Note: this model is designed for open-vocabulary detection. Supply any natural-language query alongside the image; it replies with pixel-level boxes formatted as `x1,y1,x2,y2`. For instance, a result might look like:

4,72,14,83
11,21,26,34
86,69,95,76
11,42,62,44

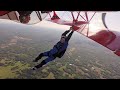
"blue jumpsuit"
42,41,68,63
34,30,74,68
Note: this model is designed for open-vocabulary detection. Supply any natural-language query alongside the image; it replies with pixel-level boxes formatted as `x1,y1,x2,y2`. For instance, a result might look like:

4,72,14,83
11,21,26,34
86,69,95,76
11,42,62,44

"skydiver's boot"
33,53,43,62
32,60,46,70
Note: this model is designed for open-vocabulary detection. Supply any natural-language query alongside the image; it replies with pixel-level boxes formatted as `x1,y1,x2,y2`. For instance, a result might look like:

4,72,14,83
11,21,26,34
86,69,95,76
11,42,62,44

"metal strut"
35,11,42,21
86,12,96,37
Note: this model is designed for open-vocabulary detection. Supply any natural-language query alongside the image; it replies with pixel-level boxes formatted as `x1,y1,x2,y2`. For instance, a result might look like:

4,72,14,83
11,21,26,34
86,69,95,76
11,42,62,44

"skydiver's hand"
65,30,71,33
67,28,72,32
68,30,71,32
69,27,72,30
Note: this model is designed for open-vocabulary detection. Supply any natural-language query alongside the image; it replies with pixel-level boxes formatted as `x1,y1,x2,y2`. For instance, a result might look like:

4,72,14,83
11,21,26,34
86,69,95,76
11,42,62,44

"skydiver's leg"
33,56,56,70
33,51,50,62
66,30,74,42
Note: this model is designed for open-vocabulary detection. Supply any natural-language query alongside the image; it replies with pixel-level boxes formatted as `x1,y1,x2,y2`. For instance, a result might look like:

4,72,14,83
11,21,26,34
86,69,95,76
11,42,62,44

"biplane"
0,11,120,56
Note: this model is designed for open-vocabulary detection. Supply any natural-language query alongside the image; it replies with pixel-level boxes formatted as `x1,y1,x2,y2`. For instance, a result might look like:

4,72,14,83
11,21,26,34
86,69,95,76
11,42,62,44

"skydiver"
32,27,74,70
17,11,33,24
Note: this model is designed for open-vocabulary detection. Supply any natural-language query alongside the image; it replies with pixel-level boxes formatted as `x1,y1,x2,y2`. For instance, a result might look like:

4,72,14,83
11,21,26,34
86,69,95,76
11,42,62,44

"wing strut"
51,11,60,20
102,13,108,29
35,11,42,21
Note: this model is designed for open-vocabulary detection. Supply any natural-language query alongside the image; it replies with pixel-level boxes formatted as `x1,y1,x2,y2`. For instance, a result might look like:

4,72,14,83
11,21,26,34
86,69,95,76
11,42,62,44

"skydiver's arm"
62,30,71,36
65,30,74,42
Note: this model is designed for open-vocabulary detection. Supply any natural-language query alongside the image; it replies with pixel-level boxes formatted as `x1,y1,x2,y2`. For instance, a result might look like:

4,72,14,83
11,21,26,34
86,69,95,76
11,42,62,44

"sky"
105,12,120,31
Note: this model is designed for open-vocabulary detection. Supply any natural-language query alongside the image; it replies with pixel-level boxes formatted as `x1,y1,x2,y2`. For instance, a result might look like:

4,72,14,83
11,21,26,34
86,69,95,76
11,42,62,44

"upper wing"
88,12,120,56
46,11,89,31
0,11,19,21
0,11,49,25
46,11,120,56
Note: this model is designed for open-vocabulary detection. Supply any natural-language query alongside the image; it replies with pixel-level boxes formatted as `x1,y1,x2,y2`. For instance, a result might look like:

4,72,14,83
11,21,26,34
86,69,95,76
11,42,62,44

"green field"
0,20,120,79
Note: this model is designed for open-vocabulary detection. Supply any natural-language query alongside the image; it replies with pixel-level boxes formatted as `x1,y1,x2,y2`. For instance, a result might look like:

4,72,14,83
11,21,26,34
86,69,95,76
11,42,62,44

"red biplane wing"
89,12,120,56
1,11,120,56
0,11,19,21
46,11,120,56
46,11,90,31
0,11,49,25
